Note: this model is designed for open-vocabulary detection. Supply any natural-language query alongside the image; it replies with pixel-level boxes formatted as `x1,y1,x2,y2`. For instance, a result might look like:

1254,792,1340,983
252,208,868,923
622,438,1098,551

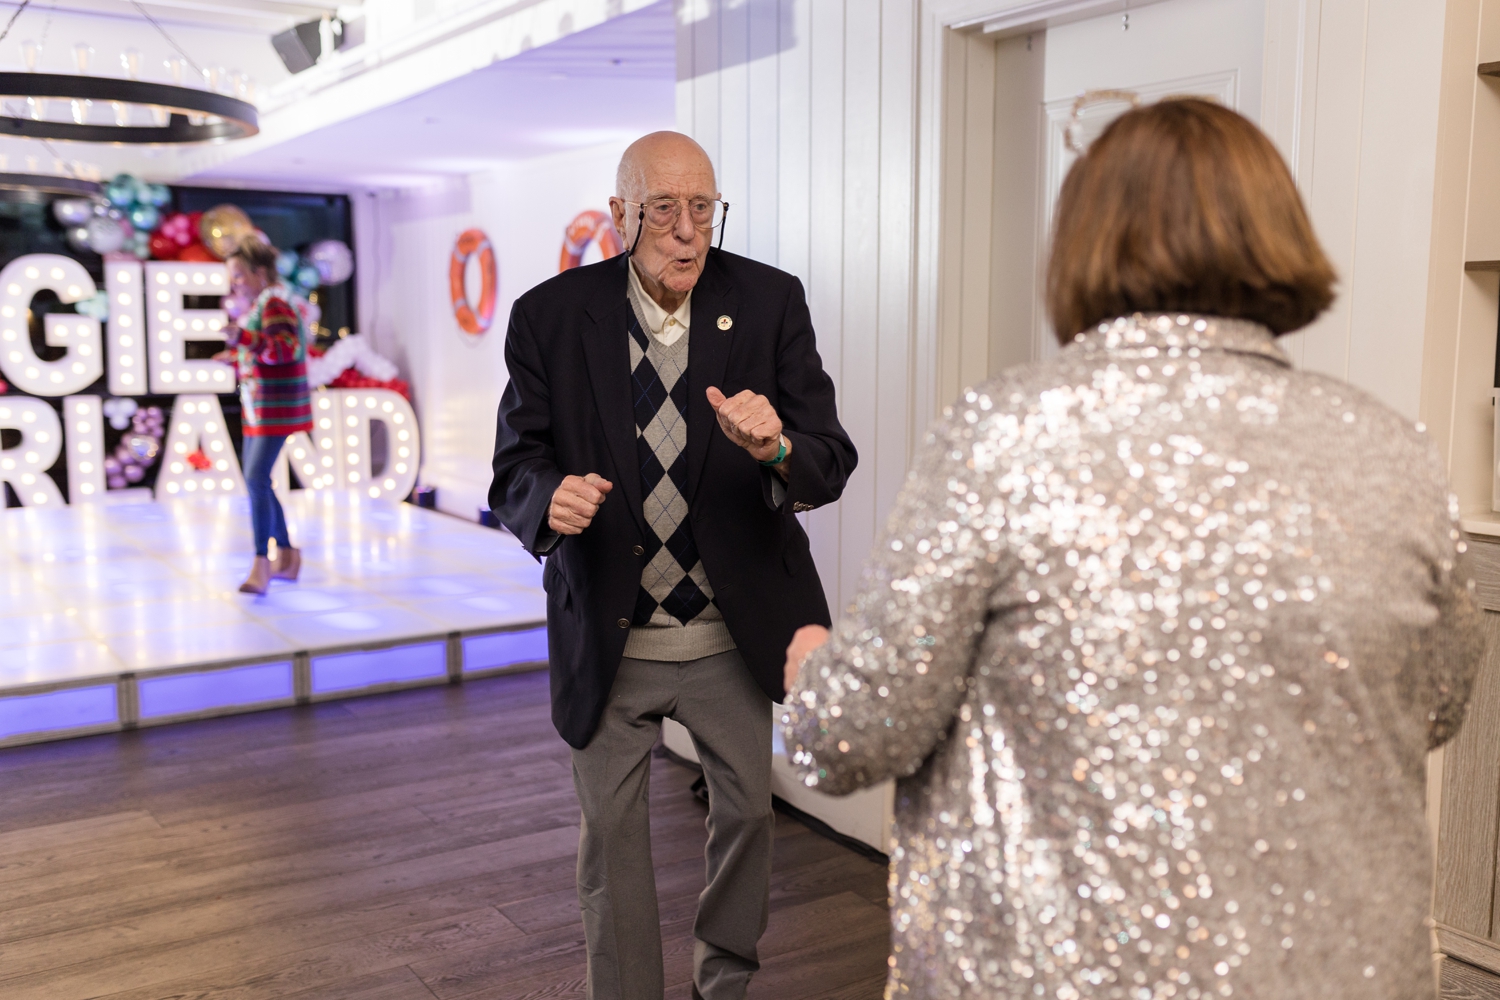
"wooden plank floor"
0,670,889,1000
1445,958,1500,1000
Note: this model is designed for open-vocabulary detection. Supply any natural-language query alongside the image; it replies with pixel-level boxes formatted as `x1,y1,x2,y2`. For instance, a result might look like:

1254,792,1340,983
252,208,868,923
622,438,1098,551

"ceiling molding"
0,0,344,34
947,0,1169,37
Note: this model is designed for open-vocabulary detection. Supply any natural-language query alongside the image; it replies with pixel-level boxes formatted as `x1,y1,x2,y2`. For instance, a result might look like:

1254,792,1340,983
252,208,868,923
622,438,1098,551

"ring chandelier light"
0,74,258,144
0,171,100,198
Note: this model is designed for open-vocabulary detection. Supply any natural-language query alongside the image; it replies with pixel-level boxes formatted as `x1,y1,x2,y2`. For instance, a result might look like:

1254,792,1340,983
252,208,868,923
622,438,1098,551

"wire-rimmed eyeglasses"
624,197,730,254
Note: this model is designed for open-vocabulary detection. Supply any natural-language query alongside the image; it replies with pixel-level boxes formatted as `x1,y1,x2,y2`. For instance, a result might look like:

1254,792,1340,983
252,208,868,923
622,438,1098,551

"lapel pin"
717,315,733,331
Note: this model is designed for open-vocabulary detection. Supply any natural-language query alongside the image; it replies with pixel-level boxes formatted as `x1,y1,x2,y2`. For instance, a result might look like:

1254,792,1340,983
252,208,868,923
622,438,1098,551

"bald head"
615,131,717,201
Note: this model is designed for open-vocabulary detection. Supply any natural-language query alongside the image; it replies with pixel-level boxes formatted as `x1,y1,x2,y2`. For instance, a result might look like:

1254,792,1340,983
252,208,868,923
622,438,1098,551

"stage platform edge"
0,493,551,749
0,623,549,749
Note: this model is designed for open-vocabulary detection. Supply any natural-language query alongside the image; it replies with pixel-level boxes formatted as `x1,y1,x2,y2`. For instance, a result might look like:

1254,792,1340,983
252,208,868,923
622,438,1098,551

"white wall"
1272,0,1449,423
355,139,638,520
678,0,917,615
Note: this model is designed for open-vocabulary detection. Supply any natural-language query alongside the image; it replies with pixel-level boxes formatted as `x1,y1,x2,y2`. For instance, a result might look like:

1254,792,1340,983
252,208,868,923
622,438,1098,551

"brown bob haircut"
1046,98,1335,343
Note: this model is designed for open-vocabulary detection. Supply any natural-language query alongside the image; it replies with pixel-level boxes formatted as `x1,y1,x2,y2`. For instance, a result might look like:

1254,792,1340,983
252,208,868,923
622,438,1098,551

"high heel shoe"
239,556,272,595
271,546,301,581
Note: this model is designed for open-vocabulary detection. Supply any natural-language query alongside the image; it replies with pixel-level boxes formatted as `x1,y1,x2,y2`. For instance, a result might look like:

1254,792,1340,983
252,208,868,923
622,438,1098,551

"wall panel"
678,0,919,611
877,0,919,531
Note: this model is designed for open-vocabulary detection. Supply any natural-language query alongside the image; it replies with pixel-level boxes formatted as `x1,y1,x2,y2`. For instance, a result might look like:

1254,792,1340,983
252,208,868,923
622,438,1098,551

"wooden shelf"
1480,61,1500,78
1466,260,1500,271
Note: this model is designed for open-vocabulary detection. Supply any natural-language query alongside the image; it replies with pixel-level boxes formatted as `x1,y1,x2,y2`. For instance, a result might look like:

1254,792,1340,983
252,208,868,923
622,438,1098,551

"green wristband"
758,436,788,467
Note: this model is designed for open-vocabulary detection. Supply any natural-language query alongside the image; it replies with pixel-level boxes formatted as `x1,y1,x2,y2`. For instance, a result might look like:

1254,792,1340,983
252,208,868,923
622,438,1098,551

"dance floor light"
464,627,548,673
0,684,116,739
138,661,295,719
312,642,447,693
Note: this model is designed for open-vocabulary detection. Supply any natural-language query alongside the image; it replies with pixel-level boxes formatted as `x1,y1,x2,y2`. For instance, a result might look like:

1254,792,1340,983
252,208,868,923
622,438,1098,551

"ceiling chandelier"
0,0,258,145
0,73,258,143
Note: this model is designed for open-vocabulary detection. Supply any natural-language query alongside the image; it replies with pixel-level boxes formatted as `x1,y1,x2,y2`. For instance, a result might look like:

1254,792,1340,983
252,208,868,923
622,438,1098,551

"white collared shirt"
628,260,691,346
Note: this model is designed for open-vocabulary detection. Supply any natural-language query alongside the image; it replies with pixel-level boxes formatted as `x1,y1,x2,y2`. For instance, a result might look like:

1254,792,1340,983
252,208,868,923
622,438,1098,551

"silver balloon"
65,225,91,252
305,239,354,285
52,198,93,226
86,216,126,255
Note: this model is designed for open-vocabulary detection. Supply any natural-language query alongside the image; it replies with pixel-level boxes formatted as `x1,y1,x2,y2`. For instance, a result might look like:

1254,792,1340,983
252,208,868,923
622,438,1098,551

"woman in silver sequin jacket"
781,99,1484,999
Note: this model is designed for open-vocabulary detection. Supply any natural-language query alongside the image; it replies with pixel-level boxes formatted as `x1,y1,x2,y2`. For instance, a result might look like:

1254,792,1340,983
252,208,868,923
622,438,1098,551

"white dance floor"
0,492,547,746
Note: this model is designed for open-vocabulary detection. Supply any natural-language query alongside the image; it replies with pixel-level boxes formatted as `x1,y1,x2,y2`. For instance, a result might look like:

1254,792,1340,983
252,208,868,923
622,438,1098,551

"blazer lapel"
580,258,646,539
685,250,738,504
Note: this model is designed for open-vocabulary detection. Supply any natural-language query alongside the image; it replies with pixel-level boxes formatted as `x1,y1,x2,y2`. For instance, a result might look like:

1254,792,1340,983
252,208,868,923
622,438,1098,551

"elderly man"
489,132,857,999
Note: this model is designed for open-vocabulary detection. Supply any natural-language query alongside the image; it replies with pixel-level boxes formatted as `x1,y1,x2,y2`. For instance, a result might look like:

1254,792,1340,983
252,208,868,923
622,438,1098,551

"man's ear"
609,198,629,244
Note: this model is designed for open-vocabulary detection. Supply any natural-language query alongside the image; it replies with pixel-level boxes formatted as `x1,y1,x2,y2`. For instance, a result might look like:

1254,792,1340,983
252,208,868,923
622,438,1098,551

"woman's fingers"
783,624,832,690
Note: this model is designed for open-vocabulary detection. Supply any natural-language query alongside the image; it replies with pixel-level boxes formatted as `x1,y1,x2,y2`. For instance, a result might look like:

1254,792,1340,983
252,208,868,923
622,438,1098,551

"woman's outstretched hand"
784,624,830,692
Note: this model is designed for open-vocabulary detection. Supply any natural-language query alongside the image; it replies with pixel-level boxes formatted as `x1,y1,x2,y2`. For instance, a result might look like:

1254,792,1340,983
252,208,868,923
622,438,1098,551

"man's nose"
673,208,696,242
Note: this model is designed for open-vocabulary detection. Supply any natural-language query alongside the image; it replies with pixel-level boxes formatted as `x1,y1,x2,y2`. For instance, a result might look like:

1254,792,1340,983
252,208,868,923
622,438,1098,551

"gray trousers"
571,649,773,1000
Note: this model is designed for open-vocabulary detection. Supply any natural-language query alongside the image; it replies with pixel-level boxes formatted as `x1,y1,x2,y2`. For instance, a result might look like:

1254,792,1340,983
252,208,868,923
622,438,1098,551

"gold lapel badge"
717,315,733,331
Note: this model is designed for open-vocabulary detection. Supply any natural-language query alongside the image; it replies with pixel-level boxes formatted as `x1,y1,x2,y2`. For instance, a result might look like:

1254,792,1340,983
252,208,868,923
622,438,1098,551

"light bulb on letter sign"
154,394,246,498
106,259,146,395
0,397,64,505
0,254,103,397
145,261,233,394
328,387,420,501
64,395,104,503
272,389,342,495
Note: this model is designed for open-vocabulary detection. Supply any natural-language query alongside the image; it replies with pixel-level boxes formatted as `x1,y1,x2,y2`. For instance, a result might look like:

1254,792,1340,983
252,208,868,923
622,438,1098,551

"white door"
1031,0,1267,358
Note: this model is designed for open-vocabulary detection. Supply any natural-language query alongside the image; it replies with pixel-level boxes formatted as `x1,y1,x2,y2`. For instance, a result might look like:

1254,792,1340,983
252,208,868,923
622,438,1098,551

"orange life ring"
450,228,497,336
559,210,623,272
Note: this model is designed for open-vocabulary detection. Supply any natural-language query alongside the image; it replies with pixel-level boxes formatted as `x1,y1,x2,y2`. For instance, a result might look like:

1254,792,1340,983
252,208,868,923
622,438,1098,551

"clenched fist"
707,386,790,469
549,473,613,535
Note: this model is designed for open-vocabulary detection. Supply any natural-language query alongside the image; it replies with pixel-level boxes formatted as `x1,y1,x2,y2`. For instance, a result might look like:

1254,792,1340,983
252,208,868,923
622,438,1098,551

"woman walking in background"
782,99,1484,999
216,237,313,595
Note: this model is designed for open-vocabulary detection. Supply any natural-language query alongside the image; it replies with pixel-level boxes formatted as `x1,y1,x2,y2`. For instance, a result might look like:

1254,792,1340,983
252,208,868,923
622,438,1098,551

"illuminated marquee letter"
272,389,342,495
64,395,105,502
0,396,64,505
0,254,103,397
145,261,233,394
106,259,146,395
329,388,421,500
154,395,245,498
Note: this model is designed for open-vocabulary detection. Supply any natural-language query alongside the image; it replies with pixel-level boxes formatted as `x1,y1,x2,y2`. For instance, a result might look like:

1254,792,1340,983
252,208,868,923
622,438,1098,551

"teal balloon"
128,204,160,232
129,230,151,259
105,174,137,209
294,264,321,290
146,183,171,208
276,249,299,277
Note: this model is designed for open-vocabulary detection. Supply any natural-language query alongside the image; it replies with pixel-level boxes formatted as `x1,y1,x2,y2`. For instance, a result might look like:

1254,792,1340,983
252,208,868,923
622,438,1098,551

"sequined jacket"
783,314,1483,999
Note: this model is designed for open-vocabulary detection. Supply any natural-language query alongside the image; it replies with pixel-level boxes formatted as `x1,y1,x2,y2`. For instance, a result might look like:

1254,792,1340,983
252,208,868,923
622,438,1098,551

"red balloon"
178,243,216,262
157,211,191,245
148,231,179,260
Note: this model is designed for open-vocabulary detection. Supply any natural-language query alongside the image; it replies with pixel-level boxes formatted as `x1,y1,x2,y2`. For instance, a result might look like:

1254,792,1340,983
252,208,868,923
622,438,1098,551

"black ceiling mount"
0,73,258,144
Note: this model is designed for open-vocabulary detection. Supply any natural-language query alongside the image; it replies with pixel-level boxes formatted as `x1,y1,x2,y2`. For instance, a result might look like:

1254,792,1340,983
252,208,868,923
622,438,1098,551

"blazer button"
617,618,630,629
632,545,644,556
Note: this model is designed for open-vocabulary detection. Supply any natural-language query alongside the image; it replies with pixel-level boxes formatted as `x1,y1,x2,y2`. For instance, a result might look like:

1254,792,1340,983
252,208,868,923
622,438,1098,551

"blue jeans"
242,434,290,558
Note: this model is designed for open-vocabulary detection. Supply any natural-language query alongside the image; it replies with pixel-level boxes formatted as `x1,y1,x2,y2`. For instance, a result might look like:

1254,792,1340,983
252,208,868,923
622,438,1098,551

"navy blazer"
489,250,858,748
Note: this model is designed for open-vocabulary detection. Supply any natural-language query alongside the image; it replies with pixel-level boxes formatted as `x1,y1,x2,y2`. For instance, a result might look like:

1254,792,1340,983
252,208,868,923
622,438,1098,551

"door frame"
911,0,1323,428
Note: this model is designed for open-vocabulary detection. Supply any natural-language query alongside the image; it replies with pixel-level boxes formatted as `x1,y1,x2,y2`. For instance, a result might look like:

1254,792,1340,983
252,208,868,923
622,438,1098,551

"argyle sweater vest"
621,290,736,663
